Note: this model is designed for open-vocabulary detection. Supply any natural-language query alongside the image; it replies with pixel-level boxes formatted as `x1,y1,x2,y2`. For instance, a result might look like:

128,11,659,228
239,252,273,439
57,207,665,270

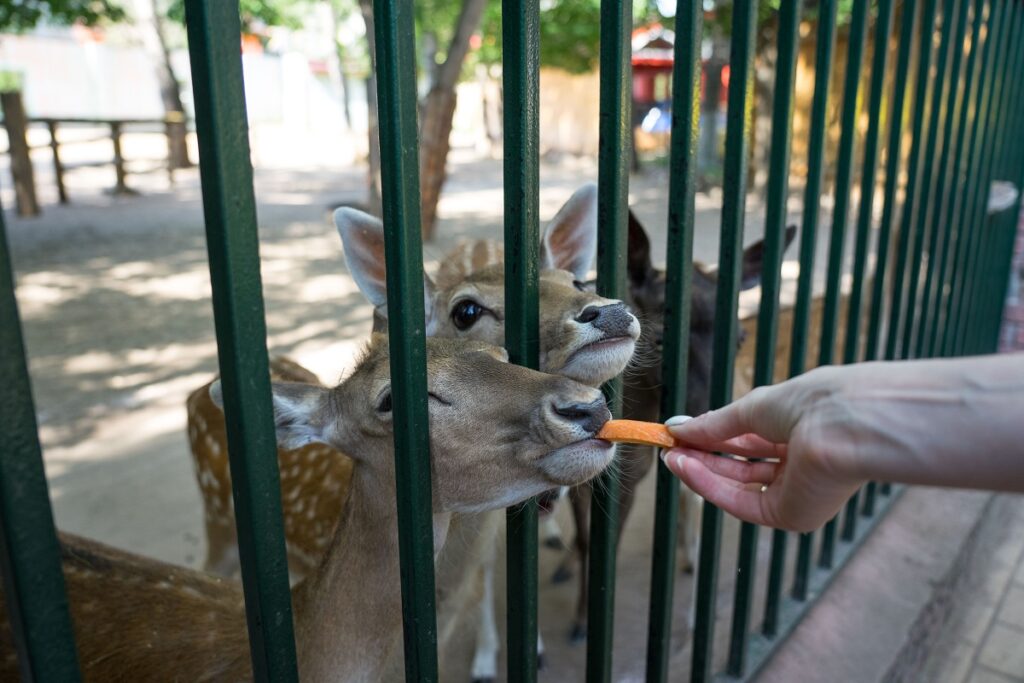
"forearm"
824,353,1024,491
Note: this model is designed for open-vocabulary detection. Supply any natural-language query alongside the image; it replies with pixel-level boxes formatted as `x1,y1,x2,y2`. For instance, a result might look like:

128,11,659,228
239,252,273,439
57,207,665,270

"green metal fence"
1,0,1023,681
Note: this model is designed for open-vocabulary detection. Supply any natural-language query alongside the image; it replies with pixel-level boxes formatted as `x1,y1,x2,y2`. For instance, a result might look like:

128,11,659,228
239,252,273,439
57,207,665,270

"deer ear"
210,380,334,451
739,224,799,291
336,207,388,308
627,209,654,286
335,207,437,324
541,183,598,280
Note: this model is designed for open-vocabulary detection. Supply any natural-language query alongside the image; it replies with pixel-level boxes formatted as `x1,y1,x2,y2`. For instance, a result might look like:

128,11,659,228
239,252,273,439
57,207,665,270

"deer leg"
203,515,240,577
567,484,591,643
615,445,656,539
470,560,499,683
541,513,564,550
553,484,589,584
677,486,702,575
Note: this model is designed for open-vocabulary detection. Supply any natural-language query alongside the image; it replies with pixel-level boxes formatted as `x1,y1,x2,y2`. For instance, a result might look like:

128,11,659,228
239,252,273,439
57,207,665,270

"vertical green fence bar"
182,2,298,679
370,0,439,678
868,0,925,366
953,0,1013,356
922,0,985,356
840,0,895,540
727,2,801,675
946,0,1008,355
900,0,960,359
961,0,1014,355
913,0,971,358
816,0,870,570
1007,6,1024,225
587,0,631,677
886,0,942,360
863,0,918,516
790,0,838,603
843,0,892,374
644,2,700,679
691,2,757,680
939,0,997,356
983,0,1023,347
503,0,541,677
0,196,81,682
867,0,919,364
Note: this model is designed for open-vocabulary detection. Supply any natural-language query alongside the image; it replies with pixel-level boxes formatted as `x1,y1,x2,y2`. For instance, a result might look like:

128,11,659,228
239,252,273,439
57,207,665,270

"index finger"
667,385,797,449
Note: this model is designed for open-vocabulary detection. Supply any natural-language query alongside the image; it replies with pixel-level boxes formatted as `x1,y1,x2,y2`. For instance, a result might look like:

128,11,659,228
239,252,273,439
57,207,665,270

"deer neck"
291,462,451,681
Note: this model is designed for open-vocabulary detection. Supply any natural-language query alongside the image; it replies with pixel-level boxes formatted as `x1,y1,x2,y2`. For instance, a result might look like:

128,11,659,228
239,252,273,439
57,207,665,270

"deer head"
624,210,798,417
335,184,640,388
213,335,614,679
0,338,616,683
210,336,614,516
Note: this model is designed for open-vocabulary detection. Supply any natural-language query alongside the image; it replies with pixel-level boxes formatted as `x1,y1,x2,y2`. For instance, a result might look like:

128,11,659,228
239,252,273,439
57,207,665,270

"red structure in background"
632,24,675,105
631,24,729,113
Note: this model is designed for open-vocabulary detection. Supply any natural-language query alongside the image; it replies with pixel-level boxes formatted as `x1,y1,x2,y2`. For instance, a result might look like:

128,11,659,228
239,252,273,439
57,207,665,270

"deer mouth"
538,438,615,486
566,335,636,364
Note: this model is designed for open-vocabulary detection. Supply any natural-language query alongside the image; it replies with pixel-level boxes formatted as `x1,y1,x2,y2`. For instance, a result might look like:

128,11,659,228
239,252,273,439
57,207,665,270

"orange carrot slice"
596,419,675,449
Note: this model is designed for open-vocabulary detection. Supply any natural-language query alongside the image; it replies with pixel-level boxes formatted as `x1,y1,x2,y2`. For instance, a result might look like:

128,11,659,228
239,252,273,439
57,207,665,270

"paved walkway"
923,495,1024,683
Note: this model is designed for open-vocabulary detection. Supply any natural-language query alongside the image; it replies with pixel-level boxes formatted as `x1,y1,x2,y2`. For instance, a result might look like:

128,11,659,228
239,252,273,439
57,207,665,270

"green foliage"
166,0,307,32
704,0,857,36
0,70,23,92
477,0,659,74
0,0,125,31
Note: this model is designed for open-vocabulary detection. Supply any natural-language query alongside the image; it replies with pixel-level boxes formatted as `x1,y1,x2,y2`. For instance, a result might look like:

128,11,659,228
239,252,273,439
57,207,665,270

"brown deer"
188,184,637,578
186,184,639,679
188,356,344,577
0,336,616,682
552,211,797,641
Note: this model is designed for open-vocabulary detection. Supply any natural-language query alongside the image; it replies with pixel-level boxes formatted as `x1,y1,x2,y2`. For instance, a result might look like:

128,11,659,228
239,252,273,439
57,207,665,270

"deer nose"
551,397,611,435
575,302,636,337
575,306,601,324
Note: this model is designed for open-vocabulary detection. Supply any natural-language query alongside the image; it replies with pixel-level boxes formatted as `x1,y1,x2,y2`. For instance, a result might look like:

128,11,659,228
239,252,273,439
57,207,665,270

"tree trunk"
328,6,353,130
134,0,191,170
358,0,382,217
699,39,729,191
1,91,39,216
417,0,488,241
418,87,459,240
751,25,778,196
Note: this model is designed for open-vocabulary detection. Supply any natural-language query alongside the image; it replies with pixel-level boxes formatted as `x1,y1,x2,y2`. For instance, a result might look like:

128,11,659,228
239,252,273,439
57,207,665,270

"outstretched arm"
663,353,1024,532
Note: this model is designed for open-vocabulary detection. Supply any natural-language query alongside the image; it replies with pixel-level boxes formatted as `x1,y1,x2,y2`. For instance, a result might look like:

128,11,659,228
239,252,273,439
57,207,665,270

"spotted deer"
552,211,797,641
186,184,639,679
188,357,346,577
0,337,615,681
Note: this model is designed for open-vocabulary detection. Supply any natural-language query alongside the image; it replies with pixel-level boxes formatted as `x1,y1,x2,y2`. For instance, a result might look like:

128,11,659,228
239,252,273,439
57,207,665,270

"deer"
549,211,797,641
0,336,617,682
185,184,641,680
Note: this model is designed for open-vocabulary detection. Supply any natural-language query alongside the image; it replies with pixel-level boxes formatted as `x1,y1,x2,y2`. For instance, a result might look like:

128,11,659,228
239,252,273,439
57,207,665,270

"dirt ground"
3,132,857,680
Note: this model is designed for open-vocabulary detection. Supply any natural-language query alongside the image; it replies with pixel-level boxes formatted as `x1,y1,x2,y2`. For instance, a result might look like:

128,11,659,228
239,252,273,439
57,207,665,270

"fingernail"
661,450,685,468
665,415,693,428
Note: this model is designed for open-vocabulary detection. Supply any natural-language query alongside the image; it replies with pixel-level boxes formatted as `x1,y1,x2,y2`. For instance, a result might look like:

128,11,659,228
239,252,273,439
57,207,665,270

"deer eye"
572,280,587,292
451,300,486,331
376,391,393,414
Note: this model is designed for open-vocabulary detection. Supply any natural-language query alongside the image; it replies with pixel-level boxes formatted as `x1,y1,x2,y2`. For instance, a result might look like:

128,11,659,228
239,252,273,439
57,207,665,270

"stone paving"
922,495,1024,683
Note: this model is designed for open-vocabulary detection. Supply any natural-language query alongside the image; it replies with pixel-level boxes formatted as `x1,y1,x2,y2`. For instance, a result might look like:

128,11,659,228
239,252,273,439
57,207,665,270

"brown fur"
188,358,352,578
556,212,797,637
1,337,614,681
189,186,636,583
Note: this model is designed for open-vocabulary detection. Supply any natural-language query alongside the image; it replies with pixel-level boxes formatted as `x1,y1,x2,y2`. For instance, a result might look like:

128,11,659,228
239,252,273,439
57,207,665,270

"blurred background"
4,1,1023,680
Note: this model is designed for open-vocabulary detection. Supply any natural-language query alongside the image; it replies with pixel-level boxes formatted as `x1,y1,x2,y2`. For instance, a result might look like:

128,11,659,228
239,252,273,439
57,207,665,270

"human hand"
661,367,864,532
661,355,1024,532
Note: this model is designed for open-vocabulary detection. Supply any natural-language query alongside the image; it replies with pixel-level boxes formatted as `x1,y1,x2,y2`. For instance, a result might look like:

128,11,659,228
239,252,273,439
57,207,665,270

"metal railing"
1,0,1022,681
